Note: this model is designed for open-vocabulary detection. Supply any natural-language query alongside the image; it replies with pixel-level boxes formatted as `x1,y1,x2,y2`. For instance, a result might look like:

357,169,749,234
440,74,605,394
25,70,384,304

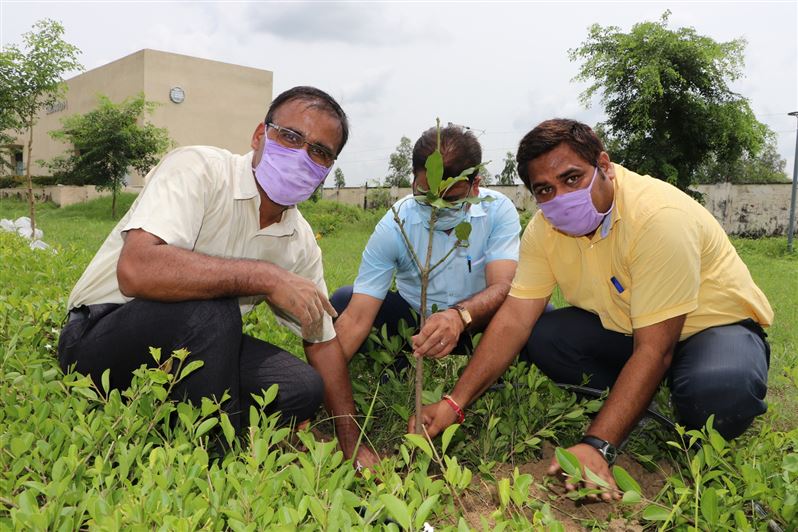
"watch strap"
580,435,617,465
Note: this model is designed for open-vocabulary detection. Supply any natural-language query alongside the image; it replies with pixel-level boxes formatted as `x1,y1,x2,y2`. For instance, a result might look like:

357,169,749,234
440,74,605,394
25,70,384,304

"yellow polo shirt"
67,146,335,343
510,164,773,340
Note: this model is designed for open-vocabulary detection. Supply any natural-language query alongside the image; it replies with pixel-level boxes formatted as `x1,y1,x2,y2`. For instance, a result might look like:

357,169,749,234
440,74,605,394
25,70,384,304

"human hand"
411,309,464,359
547,443,620,502
353,445,381,472
407,400,460,437
264,268,337,339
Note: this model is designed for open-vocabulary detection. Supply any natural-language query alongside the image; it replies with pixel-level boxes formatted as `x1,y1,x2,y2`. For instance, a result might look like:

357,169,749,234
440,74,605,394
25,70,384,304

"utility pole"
788,111,798,252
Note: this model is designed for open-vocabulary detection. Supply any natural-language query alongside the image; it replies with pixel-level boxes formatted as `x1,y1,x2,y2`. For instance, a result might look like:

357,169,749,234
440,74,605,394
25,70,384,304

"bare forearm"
118,239,278,301
586,346,672,446
457,280,512,330
305,340,362,456
451,297,545,407
333,312,373,362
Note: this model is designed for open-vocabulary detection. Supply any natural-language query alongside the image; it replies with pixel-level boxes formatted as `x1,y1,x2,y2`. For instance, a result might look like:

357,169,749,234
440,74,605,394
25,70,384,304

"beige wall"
322,183,796,236
6,49,273,186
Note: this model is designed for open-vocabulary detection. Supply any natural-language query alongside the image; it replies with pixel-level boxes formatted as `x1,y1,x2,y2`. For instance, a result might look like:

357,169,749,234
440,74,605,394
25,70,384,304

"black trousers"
330,285,475,356
57,298,324,430
521,306,770,440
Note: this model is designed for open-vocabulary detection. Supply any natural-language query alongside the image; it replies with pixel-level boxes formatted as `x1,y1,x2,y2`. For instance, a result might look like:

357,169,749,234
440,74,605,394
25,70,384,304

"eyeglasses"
266,122,337,167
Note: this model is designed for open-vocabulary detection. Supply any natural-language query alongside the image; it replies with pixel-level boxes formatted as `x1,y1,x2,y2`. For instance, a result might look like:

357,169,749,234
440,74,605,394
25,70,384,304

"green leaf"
454,222,472,242
700,486,719,525
425,150,444,194
441,423,460,455
404,434,433,458
497,478,510,508
195,418,218,438
621,490,642,504
179,360,204,380
101,368,110,394
379,494,411,530
414,494,440,529
612,465,642,494
642,504,671,521
583,465,610,489
554,447,581,480
220,413,236,446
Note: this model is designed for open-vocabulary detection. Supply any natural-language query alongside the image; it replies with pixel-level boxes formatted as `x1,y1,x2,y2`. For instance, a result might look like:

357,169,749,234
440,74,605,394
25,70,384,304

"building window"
14,150,23,175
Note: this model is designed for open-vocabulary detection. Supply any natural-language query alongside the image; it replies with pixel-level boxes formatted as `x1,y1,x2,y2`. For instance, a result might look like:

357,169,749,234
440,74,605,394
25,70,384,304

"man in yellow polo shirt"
411,118,773,499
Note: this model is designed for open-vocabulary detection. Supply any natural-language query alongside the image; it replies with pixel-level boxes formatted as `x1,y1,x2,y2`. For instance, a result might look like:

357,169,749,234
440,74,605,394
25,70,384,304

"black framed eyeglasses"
266,122,336,167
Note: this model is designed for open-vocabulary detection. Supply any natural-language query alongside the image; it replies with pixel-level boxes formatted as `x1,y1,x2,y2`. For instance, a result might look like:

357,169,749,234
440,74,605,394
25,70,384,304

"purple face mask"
254,137,331,206
538,166,612,236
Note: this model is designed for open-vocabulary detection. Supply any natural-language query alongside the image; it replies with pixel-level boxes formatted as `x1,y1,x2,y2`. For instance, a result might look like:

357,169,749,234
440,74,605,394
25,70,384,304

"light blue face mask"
415,201,469,231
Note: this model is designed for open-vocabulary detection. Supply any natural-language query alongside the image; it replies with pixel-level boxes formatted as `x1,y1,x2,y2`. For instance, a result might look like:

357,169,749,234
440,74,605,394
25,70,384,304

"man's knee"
671,364,767,440
330,285,354,316
279,365,324,424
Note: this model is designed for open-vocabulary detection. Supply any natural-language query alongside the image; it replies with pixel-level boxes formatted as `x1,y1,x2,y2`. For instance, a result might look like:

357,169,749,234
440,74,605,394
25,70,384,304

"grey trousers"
57,298,324,430
520,306,770,440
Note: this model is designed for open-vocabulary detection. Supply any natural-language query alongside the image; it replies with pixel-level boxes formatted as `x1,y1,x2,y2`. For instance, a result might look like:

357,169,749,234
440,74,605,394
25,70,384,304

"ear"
251,123,266,151
471,174,482,194
598,151,614,180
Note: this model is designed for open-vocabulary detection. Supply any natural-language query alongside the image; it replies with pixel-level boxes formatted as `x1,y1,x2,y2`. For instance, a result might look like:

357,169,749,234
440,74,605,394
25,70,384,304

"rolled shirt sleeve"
485,195,521,263
509,213,557,300
122,148,217,248
352,212,401,301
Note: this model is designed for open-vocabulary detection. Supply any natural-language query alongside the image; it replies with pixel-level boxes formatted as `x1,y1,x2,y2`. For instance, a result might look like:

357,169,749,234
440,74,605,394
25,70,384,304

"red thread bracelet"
442,394,465,424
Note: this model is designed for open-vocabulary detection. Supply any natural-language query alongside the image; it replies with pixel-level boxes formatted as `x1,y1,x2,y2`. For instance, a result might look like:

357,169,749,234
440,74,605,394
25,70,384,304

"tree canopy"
385,136,413,188
570,11,770,192
0,18,82,233
334,167,346,188
47,94,170,217
497,151,518,185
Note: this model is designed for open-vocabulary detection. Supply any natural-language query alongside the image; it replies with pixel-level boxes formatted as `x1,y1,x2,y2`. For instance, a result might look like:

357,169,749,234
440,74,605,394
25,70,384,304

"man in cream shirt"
59,86,378,468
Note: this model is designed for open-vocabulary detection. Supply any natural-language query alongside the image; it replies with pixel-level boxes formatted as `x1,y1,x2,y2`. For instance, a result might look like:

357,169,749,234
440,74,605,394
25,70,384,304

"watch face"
602,444,618,465
169,86,185,104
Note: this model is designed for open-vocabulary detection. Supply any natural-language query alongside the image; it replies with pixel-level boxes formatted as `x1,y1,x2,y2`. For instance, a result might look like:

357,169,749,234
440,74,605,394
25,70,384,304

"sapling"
390,119,491,433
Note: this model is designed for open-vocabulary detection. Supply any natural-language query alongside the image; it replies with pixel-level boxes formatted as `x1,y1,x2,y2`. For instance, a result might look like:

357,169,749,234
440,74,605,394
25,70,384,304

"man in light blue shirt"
333,126,520,362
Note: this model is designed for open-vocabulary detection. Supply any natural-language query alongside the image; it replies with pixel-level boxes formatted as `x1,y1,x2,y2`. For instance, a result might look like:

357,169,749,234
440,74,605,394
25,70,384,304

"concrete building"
5,49,273,185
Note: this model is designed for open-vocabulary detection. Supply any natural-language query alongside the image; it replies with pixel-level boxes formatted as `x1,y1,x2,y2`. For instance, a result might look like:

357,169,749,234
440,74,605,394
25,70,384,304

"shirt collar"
257,206,298,237
235,151,259,200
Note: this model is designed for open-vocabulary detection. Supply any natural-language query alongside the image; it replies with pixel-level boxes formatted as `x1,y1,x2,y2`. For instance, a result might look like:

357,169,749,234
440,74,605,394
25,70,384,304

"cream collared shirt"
67,146,335,343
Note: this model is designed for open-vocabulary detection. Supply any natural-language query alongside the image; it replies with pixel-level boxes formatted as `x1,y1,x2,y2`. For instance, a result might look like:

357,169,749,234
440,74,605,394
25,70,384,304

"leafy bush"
1,201,797,531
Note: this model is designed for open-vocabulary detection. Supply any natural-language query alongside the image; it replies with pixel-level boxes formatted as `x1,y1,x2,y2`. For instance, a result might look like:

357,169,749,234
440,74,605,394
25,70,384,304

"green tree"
0,18,82,235
694,132,790,184
479,166,493,186
334,167,346,188
570,11,769,193
47,94,170,217
497,151,518,185
385,136,413,187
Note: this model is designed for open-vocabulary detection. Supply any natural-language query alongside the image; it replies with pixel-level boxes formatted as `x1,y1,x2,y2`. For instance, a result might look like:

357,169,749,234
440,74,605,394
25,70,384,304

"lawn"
1,195,796,530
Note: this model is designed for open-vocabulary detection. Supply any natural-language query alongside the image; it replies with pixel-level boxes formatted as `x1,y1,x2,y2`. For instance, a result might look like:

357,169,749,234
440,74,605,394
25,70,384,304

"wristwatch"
449,304,472,330
580,435,618,465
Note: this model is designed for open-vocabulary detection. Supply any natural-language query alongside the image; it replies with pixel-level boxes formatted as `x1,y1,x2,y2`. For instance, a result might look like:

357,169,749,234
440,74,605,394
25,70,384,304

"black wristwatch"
580,435,618,465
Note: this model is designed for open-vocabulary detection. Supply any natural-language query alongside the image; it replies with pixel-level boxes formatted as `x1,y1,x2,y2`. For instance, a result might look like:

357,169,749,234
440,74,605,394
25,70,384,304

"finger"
318,291,338,318
547,459,562,476
431,342,453,359
416,333,447,358
407,415,415,434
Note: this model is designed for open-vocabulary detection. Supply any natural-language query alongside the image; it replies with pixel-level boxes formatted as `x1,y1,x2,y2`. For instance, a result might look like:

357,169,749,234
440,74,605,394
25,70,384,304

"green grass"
1,196,797,530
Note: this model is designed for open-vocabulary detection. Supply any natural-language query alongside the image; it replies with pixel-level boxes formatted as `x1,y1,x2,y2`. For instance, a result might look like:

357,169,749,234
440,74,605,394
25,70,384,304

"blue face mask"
415,201,469,231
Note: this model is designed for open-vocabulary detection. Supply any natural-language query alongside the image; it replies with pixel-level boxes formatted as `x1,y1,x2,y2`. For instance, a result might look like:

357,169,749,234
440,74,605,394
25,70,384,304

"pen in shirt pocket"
467,255,472,273
610,276,625,293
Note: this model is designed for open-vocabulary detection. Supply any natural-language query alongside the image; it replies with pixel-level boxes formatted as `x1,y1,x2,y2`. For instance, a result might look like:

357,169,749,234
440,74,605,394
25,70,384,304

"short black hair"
412,125,482,182
264,86,349,153
516,119,604,192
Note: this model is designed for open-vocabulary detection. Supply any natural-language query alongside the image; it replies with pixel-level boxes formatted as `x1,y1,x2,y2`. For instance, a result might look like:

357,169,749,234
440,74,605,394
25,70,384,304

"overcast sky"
2,1,796,186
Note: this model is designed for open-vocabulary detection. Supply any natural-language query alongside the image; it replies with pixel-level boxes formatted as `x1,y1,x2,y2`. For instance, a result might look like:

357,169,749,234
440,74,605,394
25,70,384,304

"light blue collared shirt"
353,189,520,314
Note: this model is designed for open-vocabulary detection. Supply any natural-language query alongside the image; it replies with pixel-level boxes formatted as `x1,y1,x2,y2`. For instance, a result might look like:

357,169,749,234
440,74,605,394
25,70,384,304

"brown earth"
459,442,672,531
